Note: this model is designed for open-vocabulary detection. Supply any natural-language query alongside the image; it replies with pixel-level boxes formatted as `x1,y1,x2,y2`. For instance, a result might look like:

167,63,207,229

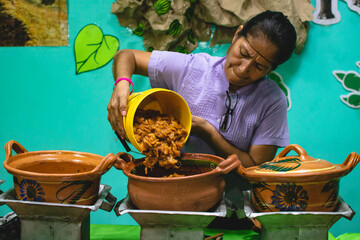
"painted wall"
0,0,359,237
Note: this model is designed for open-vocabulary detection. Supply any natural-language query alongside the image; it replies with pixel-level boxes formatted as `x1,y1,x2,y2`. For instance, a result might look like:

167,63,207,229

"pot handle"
90,153,117,175
275,144,309,161
114,152,134,171
236,161,248,176
5,140,28,160
216,154,241,174
340,152,360,174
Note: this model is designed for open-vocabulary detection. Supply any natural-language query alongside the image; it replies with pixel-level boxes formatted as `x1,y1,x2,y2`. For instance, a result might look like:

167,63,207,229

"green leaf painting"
333,61,360,109
167,19,182,36
154,0,170,15
340,92,360,108
258,158,301,172
268,71,292,110
74,24,119,74
132,23,144,36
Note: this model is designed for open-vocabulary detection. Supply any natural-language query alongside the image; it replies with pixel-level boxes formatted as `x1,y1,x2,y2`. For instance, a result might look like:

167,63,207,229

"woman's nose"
237,59,252,74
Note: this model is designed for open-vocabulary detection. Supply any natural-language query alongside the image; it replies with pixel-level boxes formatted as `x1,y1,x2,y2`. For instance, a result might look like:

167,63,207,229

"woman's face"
224,31,278,89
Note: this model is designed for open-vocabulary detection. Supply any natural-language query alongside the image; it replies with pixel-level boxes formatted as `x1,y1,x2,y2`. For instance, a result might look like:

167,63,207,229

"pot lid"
237,144,360,182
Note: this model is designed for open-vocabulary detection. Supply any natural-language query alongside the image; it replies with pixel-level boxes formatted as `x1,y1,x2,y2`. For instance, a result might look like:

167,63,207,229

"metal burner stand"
0,184,117,240
115,195,227,240
243,190,355,240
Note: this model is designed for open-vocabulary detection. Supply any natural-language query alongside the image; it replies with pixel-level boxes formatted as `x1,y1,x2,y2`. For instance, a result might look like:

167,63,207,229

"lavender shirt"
148,51,289,155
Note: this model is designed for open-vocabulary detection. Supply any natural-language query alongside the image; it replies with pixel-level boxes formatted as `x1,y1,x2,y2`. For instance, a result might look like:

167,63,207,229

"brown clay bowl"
3,140,117,205
115,152,241,212
236,144,360,212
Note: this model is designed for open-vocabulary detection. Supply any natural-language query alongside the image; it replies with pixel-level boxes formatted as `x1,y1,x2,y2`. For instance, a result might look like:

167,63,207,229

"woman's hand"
107,49,151,139
191,115,277,167
107,81,131,139
190,115,213,137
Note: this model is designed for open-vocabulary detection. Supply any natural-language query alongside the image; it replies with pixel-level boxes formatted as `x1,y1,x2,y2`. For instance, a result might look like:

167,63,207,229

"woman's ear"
232,25,244,43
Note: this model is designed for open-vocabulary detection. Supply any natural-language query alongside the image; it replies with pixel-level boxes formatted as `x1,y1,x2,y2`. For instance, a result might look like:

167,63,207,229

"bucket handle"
215,154,241,175
89,153,117,176
5,140,28,160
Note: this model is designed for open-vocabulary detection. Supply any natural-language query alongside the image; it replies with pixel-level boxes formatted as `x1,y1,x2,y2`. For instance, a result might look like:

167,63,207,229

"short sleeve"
251,95,289,147
148,50,195,91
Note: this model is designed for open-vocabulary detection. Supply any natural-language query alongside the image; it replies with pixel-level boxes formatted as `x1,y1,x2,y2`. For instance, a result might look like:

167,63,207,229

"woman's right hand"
107,80,131,139
107,49,151,138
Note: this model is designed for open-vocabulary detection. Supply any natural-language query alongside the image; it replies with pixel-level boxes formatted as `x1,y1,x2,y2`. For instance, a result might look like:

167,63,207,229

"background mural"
0,0,68,46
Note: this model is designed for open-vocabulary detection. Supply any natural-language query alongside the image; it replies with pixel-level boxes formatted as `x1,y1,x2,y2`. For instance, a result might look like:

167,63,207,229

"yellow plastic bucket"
123,88,192,151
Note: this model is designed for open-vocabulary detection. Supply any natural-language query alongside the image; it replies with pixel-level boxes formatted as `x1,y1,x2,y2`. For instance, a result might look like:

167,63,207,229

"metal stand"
0,184,116,240
115,195,227,240
243,190,355,240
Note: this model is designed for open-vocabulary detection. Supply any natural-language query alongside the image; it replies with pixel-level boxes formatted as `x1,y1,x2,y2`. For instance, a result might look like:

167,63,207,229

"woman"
108,10,296,167
108,10,296,230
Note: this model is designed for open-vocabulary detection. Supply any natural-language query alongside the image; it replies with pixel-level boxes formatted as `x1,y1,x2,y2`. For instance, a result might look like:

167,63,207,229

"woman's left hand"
191,115,214,137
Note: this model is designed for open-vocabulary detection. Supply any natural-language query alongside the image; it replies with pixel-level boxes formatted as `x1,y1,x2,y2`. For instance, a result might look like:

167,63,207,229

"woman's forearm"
112,49,136,81
192,118,255,167
195,119,277,167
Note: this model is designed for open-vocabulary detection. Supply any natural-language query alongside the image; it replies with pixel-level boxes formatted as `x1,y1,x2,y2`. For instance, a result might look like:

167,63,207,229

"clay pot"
237,144,360,212
3,140,117,205
115,152,240,211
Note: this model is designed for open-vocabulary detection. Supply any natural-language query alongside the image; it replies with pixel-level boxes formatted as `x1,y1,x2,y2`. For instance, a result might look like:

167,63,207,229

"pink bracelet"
113,77,134,94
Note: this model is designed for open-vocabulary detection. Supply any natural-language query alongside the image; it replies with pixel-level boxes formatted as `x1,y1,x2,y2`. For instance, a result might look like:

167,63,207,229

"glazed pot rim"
4,150,106,181
119,152,233,182
238,169,348,183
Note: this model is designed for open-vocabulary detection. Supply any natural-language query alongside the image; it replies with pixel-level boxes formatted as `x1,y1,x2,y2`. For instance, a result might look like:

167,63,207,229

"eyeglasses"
219,90,239,132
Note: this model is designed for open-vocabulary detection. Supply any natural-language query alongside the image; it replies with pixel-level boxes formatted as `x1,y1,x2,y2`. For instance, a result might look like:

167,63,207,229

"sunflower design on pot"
18,178,45,202
271,183,309,211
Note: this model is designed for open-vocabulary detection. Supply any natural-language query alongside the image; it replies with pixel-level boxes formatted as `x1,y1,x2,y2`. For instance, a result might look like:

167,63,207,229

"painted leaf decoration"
343,72,360,92
154,0,170,15
132,23,144,36
268,71,291,110
341,92,360,108
258,158,301,172
334,71,346,82
167,19,182,36
75,24,119,74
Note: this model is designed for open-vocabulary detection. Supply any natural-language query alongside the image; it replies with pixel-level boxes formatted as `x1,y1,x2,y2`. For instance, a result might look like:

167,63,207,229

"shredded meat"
133,109,188,173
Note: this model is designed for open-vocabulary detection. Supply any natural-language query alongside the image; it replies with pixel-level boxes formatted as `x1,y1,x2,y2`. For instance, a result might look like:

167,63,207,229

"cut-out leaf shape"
75,24,119,74
333,71,360,92
340,92,360,108
154,0,170,15
132,23,144,36
167,19,182,36
268,71,292,110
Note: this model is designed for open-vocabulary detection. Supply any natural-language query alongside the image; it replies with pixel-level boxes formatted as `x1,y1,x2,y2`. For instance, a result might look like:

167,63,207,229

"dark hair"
238,10,297,69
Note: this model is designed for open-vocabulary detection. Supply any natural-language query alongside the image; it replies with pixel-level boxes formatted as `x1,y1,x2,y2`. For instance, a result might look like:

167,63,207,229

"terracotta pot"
115,152,240,211
3,140,117,205
236,144,360,212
